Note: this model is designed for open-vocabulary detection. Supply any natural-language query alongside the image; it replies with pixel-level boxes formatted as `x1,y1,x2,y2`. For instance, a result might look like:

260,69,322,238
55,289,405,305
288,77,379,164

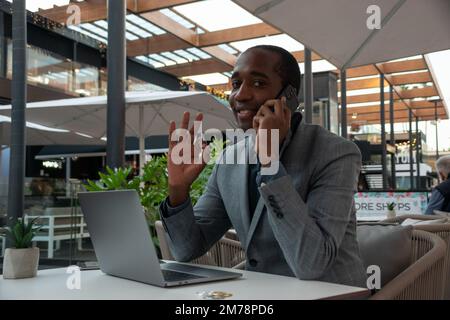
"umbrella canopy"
0,116,104,146
0,91,236,139
0,90,236,173
233,0,450,69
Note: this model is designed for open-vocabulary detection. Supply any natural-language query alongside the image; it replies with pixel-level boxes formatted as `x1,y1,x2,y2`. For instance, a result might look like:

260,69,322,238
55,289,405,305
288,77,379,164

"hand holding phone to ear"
253,97,291,167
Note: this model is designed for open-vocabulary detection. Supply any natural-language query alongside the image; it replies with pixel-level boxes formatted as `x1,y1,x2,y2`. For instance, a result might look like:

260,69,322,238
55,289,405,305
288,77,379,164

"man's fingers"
253,115,260,130
276,97,287,117
189,113,203,137
181,111,190,130
168,121,177,150
258,104,274,117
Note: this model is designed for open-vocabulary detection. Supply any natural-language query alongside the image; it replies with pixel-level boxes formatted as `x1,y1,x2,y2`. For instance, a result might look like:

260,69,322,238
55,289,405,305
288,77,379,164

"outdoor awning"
233,0,450,69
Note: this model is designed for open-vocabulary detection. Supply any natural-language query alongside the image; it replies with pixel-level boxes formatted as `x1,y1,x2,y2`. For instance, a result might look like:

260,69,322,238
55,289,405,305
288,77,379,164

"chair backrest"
370,230,446,300
382,214,443,224
413,224,450,299
381,214,450,299
154,220,245,268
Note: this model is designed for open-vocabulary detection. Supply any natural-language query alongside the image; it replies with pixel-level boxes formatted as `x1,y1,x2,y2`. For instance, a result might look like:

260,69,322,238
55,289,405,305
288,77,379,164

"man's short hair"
245,45,302,95
436,155,450,178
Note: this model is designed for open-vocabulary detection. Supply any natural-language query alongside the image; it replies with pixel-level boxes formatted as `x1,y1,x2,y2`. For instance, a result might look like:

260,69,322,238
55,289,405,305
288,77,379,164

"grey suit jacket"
160,123,367,287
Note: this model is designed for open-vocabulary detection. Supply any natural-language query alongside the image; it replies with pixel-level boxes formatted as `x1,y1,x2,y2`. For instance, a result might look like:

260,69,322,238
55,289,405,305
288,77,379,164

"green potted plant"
387,202,396,219
83,139,225,253
1,218,41,279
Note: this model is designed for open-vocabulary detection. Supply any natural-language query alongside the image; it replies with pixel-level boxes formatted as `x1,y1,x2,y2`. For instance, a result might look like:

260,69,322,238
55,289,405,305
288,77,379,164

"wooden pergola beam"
382,58,428,74
127,0,198,13
342,58,426,80
161,59,231,77
351,115,447,124
127,22,282,57
346,102,444,115
162,49,321,78
196,23,280,47
347,109,447,123
127,34,191,57
342,71,432,91
340,87,438,104
140,11,236,67
37,0,198,24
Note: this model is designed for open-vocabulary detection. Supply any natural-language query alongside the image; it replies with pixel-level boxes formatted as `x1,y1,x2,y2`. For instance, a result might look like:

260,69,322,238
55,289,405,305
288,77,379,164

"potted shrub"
82,139,224,254
387,202,396,219
2,218,41,279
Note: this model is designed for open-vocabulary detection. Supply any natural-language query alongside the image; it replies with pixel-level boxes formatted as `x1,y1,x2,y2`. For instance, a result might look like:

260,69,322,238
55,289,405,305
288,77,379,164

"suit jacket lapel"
236,138,251,235
245,196,265,251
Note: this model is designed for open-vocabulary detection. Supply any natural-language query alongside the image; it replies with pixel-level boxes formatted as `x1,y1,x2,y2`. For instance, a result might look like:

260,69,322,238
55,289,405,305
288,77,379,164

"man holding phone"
160,45,366,287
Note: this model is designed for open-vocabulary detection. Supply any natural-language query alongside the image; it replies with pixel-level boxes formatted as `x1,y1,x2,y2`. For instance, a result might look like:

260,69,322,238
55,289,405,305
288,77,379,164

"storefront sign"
355,192,429,221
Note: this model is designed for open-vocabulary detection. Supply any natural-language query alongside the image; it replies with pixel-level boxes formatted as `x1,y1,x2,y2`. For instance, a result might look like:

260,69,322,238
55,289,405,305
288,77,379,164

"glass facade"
5,39,102,97
2,38,168,98
0,39,168,265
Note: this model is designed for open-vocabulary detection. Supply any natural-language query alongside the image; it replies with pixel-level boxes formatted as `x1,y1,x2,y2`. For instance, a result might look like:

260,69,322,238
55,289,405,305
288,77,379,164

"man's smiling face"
229,49,284,130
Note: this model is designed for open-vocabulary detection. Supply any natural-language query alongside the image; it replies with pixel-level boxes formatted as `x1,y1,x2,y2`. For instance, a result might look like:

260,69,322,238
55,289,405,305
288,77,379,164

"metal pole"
389,85,396,190
380,74,388,189
7,0,27,231
139,105,145,175
408,109,414,190
106,0,126,169
0,11,7,78
71,42,77,93
304,47,313,124
415,117,421,189
434,100,439,159
65,157,71,198
340,70,347,139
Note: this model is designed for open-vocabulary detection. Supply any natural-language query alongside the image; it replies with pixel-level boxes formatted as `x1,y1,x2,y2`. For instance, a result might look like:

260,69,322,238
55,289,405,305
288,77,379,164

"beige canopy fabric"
233,0,450,69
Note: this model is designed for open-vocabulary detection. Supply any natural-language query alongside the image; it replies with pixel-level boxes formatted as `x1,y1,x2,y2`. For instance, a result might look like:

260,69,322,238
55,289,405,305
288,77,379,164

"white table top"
0,265,370,300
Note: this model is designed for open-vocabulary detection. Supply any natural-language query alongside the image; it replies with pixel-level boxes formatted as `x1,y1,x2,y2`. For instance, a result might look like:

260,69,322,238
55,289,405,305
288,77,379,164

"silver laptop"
78,190,242,287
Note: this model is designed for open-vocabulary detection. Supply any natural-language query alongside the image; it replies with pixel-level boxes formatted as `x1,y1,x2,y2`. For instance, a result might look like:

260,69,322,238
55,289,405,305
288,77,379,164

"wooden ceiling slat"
37,0,198,24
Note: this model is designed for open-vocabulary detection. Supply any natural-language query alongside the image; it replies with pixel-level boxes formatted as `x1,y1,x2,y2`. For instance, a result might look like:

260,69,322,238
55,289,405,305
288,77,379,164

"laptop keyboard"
161,269,205,282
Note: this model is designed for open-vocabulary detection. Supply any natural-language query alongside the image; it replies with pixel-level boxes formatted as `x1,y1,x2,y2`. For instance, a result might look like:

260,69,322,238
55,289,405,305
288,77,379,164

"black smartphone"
275,84,299,112
77,261,99,271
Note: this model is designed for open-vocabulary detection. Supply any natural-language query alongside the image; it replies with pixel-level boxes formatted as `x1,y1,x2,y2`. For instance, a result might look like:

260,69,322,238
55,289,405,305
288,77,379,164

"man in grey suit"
160,45,367,287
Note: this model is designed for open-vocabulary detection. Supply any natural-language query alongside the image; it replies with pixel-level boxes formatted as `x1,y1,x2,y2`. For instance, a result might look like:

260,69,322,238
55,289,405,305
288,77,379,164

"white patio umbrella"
0,91,236,173
0,116,105,197
233,0,450,69
0,116,105,146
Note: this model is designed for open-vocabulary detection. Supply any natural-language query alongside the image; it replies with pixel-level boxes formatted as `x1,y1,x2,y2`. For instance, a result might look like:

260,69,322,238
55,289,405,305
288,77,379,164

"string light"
206,86,229,101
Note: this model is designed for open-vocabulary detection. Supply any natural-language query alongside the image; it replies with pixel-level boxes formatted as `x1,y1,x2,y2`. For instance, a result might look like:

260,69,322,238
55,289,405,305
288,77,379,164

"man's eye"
254,80,265,87
231,81,241,90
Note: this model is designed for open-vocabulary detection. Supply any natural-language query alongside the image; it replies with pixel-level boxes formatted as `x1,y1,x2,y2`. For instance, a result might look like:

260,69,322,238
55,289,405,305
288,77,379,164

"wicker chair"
381,214,450,299
370,230,446,300
155,220,246,269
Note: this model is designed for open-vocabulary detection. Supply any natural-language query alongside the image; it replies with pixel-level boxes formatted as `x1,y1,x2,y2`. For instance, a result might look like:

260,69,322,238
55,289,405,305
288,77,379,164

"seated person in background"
426,155,450,214
159,45,366,287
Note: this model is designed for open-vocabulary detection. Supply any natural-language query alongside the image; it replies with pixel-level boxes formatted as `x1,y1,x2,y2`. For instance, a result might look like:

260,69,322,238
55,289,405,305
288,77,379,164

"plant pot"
387,209,396,219
2,247,40,279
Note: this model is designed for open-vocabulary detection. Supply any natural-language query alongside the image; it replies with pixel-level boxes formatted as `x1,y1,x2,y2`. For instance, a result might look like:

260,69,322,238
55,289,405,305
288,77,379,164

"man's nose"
234,83,253,101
